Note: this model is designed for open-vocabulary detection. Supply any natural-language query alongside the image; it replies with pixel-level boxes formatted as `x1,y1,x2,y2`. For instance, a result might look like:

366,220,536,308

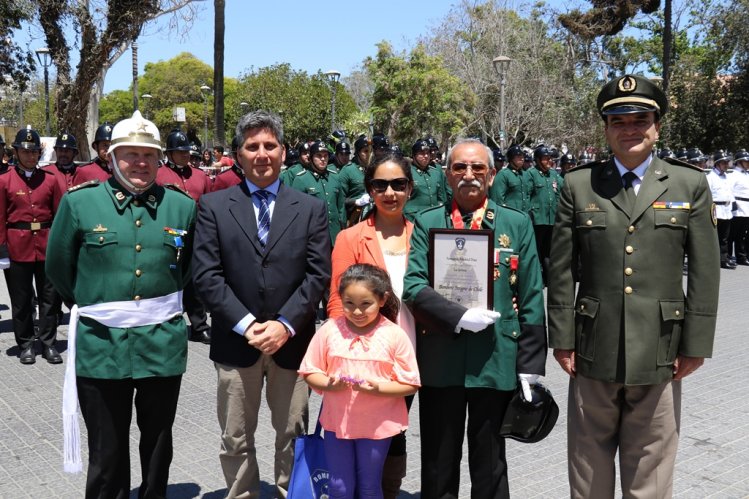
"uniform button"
580,304,585,311
625,245,634,254
670,217,677,223
135,244,142,252
135,220,142,227
135,269,142,277
624,286,633,294
99,236,105,243
628,225,635,233
512,331,517,337
625,267,633,276
505,257,510,263
134,295,141,301
586,219,593,226
675,310,680,316
33,218,37,222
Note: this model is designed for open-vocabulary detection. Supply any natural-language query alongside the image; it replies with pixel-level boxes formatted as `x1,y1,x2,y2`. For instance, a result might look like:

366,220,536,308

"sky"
13,0,579,94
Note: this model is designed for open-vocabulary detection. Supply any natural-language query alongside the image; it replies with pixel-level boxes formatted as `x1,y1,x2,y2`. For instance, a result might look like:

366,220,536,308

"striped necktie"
254,189,271,246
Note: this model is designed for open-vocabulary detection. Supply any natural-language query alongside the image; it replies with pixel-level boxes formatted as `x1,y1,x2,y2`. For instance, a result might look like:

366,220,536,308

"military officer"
426,136,443,168
75,123,114,184
1,126,65,364
372,133,391,162
333,141,352,170
403,138,449,220
548,74,720,499
559,153,577,177
280,141,311,184
707,150,735,269
402,138,546,498
212,136,244,192
46,132,81,189
489,144,533,211
286,139,345,245
528,144,564,286
156,129,212,343
46,110,196,496
338,134,371,225
492,148,506,171
730,149,749,265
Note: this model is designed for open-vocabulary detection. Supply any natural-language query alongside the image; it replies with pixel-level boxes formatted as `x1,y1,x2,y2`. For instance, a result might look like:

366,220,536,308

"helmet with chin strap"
108,110,162,192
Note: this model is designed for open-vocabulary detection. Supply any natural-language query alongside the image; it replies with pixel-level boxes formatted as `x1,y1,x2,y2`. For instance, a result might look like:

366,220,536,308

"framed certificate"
428,229,494,310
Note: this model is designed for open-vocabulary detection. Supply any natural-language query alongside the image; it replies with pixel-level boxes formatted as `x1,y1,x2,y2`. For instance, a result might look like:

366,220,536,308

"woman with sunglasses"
327,153,416,498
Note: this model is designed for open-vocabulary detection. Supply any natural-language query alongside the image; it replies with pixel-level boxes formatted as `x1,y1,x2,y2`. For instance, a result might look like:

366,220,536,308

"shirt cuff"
277,316,296,337
233,313,256,336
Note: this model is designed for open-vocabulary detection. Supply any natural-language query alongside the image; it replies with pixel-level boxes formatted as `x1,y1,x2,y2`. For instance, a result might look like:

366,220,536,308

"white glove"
0,258,9,270
518,373,540,402
456,308,501,333
354,193,371,207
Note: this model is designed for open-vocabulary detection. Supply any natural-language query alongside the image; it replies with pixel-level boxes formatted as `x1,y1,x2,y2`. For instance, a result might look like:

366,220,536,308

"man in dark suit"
192,110,331,498
548,75,720,498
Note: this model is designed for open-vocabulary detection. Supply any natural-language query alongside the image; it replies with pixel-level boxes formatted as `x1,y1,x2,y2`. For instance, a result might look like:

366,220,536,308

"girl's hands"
325,376,348,392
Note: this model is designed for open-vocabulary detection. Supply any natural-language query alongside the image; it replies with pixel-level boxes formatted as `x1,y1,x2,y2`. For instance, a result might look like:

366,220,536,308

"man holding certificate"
403,138,547,499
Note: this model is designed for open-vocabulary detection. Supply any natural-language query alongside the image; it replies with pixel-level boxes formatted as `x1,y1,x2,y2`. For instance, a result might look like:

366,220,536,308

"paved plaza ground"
0,265,747,498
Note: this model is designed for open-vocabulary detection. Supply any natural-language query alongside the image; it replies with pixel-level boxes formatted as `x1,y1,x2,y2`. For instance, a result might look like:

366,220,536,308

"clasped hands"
243,320,289,356
325,374,379,393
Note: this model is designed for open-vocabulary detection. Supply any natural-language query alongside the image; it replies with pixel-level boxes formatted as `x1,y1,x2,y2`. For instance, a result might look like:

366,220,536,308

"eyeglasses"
370,178,410,193
450,162,489,175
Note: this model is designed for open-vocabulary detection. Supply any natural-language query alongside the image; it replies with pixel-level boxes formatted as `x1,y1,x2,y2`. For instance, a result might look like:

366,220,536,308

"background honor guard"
211,136,244,192
156,129,212,343
0,134,8,173
280,141,311,184
333,140,352,170
1,126,65,364
548,74,720,499
707,150,736,269
528,144,564,286
403,138,449,221
730,149,749,265
46,110,196,497
75,123,114,184
47,132,80,189
338,134,371,225
402,138,547,498
489,144,533,211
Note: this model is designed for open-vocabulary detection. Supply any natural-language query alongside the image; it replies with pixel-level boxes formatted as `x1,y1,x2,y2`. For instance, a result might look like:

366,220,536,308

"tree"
0,2,35,91
365,42,474,149
31,0,203,159
213,0,225,145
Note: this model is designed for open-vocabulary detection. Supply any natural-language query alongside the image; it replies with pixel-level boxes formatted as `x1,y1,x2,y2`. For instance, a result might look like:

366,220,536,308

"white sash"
63,291,183,473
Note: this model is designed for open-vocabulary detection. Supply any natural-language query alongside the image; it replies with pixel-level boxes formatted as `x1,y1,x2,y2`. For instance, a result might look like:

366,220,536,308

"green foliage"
0,1,35,91
365,42,474,149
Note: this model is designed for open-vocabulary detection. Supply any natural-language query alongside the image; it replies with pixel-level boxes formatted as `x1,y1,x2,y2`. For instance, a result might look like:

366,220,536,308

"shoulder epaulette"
67,179,100,192
568,159,606,172
296,170,308,176
163,183,191,197
661,157,705,172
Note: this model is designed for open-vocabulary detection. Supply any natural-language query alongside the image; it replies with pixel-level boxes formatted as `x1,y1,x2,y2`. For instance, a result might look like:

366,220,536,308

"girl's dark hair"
363,153,413,193
338,263,400,323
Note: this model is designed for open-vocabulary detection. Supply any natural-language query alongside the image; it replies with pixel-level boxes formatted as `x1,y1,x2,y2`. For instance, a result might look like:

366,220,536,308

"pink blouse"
298,316,421,439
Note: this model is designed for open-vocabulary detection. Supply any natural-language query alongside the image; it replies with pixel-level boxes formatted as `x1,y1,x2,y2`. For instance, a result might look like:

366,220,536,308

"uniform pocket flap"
83,232,118,246
499,319,521,340
659,300,685,321
654,209,688,229
575,211,606,228
576,296,599,318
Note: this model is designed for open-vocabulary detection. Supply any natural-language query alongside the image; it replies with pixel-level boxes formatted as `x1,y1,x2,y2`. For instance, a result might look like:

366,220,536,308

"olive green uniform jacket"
280,162,305,185
527,166,564,225
547,156,720,385
404,163,449,220
287,166,345,245
46,178,197,379
337,160,367,220
402,199,547,390
489,167,533,212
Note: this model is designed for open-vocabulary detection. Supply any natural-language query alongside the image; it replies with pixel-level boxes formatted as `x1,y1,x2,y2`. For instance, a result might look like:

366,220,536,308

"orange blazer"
328,216,414,319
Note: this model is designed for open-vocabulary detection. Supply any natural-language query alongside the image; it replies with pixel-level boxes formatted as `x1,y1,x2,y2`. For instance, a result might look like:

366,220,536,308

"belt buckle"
30,222,41,231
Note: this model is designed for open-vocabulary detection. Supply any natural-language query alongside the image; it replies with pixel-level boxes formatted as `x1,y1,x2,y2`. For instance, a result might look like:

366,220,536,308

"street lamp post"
240,101,249,114
492,55,512,151
35,47,51,136
141,94,152,119
324,70,341,133
200,84,211,148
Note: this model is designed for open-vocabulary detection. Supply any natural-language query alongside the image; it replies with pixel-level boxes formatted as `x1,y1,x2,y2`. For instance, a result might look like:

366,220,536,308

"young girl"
299,264,420,499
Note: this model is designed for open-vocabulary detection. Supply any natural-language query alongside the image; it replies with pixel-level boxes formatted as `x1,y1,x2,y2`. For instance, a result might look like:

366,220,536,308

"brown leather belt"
7,221,52,231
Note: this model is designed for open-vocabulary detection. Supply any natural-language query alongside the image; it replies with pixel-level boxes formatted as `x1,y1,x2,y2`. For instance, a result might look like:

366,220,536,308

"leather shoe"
20,346,36,364
736,258,749,266
721,262,736,269
42,345,63,364
189,329,211,344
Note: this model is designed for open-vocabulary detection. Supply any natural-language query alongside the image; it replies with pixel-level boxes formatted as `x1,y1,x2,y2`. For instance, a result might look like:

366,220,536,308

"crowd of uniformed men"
0,119,747,365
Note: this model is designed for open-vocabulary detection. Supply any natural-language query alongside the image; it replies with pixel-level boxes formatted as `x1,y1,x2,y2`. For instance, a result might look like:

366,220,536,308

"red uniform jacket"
44,163,81,190
75,158,112,184
0,167,64,262
156,163,212,202
211,164,244,192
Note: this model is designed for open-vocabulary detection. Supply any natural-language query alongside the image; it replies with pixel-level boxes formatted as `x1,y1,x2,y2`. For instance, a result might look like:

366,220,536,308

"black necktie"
622,171,638,209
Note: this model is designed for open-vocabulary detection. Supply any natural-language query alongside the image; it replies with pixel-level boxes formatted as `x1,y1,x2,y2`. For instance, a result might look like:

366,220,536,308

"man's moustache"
458,179,482,188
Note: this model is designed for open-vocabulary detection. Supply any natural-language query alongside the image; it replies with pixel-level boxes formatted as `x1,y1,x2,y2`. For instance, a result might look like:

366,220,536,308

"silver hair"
446,138,495,170
235,110,284,145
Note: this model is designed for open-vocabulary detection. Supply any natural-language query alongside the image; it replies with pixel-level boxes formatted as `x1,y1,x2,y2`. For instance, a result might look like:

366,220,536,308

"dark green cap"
597,74,668,118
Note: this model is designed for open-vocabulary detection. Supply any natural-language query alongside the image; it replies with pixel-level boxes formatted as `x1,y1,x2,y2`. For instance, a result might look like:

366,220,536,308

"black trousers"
533,225,553,286
4,260,58,349
77,375,182,499
730,216,749,261
717,219,732,264
419,386,513,499
183,280,209,333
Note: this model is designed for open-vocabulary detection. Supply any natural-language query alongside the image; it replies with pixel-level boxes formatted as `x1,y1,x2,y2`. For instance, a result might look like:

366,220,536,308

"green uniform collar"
105,177,162,212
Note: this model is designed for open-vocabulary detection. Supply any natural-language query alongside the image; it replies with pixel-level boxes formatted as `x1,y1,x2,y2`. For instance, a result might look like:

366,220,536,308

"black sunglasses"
370,178,410,193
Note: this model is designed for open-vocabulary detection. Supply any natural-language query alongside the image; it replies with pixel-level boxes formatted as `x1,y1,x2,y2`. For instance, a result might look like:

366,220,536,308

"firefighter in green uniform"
404,138,449,220
46,110,197,497
402,138,546,498
338,134,371,225
287,139,345,245
489,144,533,212
280,142,311,184
527,144,564,286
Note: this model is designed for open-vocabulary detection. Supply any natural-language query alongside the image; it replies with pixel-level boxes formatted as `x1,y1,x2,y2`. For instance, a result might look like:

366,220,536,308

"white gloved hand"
518,373,540,402
0,258,9,270
456,308,501,333
354,193,371,207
